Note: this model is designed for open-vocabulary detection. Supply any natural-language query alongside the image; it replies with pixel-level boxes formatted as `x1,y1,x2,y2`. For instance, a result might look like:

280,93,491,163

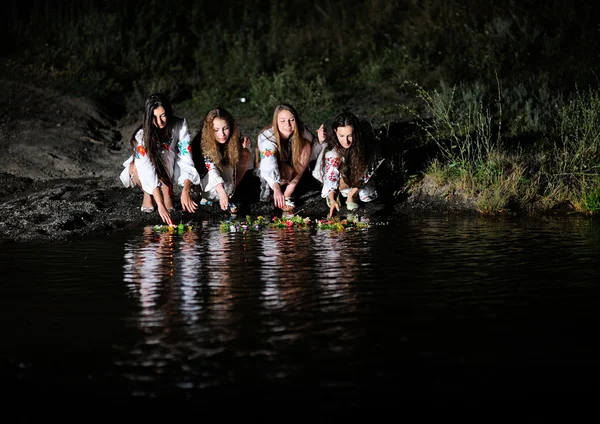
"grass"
7,0,600,215
405,80,600,215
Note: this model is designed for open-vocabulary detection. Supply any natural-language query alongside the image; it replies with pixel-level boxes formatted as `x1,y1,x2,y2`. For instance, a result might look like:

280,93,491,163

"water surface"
2,215,600,408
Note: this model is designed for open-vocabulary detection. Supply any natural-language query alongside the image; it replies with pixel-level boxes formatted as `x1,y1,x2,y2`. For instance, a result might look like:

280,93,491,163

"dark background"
4,0,600,127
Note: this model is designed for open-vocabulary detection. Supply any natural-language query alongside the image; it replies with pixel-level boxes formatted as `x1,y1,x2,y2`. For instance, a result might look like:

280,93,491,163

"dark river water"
2,215,600,411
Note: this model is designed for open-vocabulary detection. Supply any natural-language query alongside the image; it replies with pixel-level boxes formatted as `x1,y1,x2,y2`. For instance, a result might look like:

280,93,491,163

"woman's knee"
281,163,294,181
239,149,251,169
129,162,142,187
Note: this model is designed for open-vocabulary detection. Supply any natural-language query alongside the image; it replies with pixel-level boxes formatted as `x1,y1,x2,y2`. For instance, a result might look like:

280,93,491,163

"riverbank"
0,171,473,244
0,76,582,245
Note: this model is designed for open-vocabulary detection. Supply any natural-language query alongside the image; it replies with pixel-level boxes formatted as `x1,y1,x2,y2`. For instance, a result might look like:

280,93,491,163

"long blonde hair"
271,103,309,173
201,107,241,168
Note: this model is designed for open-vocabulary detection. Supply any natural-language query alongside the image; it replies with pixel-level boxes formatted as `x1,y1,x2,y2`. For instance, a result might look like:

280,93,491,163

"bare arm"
272,182,286,209
216,183,229,210
153,186,173,225
328,191,340,218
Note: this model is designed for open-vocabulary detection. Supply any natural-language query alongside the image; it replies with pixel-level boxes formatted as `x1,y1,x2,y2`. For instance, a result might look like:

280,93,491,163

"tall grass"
409,80,600,215
542,89,600,213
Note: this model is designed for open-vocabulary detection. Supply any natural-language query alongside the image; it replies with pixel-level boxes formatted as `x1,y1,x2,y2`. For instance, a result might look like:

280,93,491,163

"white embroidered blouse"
120,118,201,194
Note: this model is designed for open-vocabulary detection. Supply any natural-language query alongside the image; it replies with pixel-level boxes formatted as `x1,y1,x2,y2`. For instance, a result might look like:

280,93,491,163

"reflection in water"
122,225,206,391
312,231,362,315
6,215,600,404
259,229,315,311
124,227,202,328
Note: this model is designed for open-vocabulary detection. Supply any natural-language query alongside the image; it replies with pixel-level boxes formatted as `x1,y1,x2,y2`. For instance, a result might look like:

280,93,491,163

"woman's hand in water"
157,204,174,226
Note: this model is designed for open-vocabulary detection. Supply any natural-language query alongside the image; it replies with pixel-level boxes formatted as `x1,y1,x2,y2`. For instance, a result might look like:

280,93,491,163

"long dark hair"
129,93,174,183
321,112,366,187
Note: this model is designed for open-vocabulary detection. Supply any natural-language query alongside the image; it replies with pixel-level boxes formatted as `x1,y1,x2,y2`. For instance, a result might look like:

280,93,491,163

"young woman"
312,112,381,218
256,103,326,211
197,107,251,212
119,93,201,225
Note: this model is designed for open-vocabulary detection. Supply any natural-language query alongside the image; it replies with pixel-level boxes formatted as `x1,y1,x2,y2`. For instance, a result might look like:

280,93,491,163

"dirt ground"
0,76,477,244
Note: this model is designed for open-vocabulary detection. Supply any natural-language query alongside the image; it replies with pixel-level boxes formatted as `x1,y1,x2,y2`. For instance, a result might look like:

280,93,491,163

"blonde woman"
256,103,325,211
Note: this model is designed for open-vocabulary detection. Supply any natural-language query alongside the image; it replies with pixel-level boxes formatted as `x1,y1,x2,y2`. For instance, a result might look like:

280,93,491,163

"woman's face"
277,110,296,139
213,118,230,144
335,125,354,149
153,106,167,129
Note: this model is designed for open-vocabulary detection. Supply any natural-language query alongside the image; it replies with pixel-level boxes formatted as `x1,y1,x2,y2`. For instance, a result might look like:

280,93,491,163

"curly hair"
270,103,310,173
321,112,366,187
200,107,241,169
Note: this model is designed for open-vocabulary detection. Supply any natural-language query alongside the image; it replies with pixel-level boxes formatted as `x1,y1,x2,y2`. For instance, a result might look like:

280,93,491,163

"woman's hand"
181,180,198,213
157,204,174,226
219,197,229,210
241,136,251,150
328,193,339,218
216,184,229,211
273,183,286,209
316,123,327,144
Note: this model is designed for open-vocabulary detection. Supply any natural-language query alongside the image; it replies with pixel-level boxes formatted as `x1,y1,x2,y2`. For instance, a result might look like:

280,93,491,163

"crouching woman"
197,107,251,212
119,93,201,225
312,112,381,218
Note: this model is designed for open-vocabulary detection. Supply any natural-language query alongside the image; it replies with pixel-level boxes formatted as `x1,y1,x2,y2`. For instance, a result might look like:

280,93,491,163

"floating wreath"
315,218,371,231
220,215,372,232
220,215,311,232
153,222,194,233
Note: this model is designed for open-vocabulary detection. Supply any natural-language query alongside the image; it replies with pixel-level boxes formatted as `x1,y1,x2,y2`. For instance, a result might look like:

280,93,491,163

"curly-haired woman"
197,107,251,212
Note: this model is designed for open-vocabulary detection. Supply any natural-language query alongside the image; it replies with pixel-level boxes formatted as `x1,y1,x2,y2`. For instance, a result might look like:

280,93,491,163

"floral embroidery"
161,142,171,151
325,155,340,184
325,156,341,168
260,149,275,159
178,140,191,156
135,145,147,158
204,160,216,171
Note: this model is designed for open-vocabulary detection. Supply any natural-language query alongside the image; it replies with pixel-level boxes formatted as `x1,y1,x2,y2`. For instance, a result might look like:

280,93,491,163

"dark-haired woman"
197,107,251,212
312,112,380,218
119,93,201,225
256,103,326,211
